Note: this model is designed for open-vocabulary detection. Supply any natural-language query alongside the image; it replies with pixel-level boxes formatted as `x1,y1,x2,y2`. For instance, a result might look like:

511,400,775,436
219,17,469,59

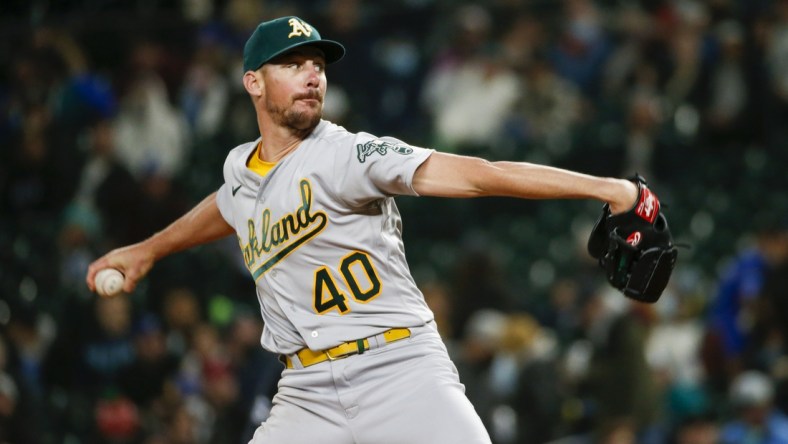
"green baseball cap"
243,16,346,72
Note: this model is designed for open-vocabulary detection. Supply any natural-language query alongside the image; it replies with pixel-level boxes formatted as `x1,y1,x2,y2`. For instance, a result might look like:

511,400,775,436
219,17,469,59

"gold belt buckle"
325,339,366,361
325,348,353,361
324,350,342,361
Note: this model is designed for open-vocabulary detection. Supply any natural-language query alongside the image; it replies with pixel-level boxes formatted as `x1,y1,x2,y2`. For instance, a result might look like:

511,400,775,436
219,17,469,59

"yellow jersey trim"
247,141,276,177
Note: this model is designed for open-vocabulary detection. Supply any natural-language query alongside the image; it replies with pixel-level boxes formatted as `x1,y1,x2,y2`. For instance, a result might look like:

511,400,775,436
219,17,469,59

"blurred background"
1,0,788,443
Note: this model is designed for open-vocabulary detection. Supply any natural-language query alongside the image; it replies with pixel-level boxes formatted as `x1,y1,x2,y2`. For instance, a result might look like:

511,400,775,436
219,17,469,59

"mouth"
294,92,322,106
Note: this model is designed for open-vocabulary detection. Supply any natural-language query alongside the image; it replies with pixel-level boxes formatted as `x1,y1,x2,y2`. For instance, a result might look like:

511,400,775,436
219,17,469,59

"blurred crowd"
2,0,788,443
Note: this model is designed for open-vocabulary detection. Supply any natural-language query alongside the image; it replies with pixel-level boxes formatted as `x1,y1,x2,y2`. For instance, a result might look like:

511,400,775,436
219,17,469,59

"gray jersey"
215,120,435,355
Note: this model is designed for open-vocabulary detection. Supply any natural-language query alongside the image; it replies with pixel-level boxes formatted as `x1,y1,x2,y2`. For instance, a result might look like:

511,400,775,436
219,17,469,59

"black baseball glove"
587,175,678,303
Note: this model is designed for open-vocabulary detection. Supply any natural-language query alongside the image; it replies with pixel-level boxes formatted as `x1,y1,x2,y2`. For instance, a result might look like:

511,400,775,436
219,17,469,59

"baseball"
95,268,125,298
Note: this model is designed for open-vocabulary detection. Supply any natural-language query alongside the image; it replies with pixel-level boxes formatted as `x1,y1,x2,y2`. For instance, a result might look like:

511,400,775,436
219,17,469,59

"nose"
305,61,321,88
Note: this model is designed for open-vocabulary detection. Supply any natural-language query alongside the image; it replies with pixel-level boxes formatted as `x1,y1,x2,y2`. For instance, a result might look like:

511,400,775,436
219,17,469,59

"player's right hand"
86,242,156,294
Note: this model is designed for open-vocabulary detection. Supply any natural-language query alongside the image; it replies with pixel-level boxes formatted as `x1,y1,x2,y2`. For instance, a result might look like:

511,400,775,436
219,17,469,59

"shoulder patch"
356,139,414,163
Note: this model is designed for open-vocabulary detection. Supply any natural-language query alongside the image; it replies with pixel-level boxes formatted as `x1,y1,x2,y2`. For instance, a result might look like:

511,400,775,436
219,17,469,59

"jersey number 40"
313,251,382,315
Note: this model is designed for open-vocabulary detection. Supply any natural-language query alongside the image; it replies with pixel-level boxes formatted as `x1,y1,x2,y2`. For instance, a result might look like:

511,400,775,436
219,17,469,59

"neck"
256,117,318,163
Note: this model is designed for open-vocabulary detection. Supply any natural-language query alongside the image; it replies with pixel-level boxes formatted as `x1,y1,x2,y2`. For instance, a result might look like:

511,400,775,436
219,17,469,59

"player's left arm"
412,152,638,214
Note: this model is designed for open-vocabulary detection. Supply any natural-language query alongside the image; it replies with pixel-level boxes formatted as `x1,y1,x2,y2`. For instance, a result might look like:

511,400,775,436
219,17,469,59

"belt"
285,328,411,369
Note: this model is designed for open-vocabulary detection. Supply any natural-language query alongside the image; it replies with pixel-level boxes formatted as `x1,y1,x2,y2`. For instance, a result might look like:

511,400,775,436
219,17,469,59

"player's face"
261,48,327,131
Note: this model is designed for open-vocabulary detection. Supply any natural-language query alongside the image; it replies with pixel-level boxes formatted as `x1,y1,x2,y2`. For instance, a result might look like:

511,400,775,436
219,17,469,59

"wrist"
140,235,167,262
607,178,639,215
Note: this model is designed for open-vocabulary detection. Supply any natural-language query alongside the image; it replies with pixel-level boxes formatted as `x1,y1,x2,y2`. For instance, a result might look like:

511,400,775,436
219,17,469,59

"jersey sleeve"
215,183,235,227
334,133,433,206
214,143,253,228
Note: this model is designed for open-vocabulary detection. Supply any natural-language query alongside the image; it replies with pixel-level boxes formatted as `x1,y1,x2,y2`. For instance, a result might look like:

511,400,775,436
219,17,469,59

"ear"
243,71,263,98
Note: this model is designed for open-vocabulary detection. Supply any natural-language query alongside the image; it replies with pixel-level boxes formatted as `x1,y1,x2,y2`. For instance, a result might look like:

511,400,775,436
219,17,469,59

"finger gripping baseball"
587,175,678,303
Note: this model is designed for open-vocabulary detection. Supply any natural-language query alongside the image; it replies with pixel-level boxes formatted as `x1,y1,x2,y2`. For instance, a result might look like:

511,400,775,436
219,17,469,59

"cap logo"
288,18,313,38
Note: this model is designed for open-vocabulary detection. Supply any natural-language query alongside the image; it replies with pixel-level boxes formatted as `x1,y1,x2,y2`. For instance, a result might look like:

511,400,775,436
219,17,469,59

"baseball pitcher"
87,16,673,444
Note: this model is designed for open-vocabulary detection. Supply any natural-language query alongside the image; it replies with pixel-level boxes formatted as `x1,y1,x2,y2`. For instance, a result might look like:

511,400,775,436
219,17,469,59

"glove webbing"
604,230,678,303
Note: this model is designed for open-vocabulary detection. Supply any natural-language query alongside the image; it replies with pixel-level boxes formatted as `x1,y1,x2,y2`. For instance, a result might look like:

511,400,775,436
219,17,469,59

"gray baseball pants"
249,322,492,444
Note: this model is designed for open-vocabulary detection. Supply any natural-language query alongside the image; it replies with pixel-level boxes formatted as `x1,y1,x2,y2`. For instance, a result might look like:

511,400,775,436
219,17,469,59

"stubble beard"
266,94,322,136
